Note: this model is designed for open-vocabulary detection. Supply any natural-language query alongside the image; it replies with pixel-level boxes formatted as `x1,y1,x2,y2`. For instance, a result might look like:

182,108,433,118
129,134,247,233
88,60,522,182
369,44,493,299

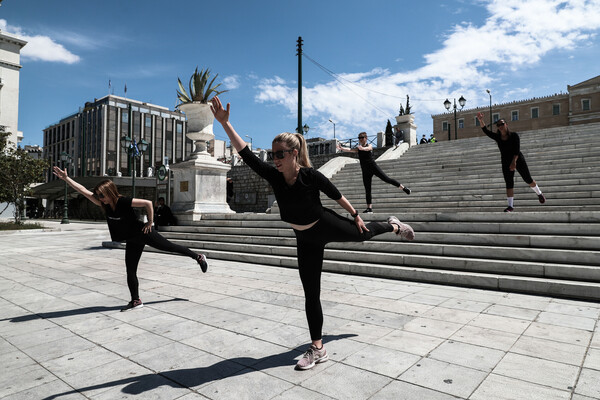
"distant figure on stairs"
337,132,411,214
211,96,414,371
420,134,429,144
476,112,546,212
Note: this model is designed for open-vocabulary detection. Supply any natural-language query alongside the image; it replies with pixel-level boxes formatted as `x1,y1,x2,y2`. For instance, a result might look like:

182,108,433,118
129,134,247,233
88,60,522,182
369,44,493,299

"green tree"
385,119,394,146
0,126,48,224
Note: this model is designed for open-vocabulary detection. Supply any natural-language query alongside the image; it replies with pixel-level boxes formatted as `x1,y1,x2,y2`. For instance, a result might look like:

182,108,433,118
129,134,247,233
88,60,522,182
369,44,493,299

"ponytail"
272,132,313,168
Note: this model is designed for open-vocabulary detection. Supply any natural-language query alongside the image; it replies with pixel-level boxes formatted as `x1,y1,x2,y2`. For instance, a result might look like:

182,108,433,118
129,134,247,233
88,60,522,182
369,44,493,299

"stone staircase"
116,123,600,301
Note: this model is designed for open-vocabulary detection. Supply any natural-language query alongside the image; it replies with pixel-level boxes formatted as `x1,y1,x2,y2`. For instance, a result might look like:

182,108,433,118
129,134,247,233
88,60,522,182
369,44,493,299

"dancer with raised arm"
337,132,410,213
52,167,208,311
211,97,414,370
476,112,545,212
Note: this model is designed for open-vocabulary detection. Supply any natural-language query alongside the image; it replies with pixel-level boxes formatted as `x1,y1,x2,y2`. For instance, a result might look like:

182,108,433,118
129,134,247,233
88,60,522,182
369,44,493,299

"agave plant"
176,67,228,105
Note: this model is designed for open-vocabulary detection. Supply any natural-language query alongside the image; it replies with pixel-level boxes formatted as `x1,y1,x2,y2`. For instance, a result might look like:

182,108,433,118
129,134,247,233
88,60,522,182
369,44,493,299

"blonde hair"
93,179,121,205
272,132,312,168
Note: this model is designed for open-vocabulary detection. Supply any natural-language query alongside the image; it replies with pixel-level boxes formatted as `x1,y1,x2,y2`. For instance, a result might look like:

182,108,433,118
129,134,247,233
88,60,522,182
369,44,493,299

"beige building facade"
431,75,600,141
0,29,27,148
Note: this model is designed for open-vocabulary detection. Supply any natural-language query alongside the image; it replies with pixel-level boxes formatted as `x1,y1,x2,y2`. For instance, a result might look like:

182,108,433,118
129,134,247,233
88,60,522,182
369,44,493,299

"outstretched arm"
52,166,101,206
210,96,247,152
337,143,357,153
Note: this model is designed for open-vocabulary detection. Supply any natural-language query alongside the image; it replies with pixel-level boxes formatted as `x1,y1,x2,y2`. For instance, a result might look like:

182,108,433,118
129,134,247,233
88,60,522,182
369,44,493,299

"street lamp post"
328,119,336,139
121,136,149,198
486,89,492,129
60,151,72,224
245,135,253,150
302,124,310,136
444,95,467,140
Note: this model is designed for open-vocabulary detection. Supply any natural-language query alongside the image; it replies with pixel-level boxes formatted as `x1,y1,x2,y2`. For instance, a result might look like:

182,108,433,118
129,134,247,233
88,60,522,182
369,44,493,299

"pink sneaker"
296,344,329,370
388,216,415,241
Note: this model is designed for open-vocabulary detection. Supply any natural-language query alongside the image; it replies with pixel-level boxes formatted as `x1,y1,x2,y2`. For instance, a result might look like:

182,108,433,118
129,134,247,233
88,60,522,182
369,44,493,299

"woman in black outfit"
52,167,208,311
476,112,545,212
210,97,414,371
337,132,410,213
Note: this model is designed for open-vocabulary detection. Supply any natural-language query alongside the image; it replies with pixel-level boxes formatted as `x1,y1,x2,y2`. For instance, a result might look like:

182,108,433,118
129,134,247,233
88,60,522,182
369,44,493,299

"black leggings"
293,208,394,340
125,229,197,300
501,155,533,189
361,162,401,204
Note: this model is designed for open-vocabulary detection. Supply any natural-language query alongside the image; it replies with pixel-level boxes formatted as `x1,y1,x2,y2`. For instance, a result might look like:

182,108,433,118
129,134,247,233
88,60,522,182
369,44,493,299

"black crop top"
238,146,342,224
102,197,145,241
482,126,522,161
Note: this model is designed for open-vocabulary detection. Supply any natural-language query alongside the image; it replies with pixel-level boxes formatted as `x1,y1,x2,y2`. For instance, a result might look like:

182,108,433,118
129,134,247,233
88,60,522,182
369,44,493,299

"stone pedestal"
394,114,417,146
170,155,233,222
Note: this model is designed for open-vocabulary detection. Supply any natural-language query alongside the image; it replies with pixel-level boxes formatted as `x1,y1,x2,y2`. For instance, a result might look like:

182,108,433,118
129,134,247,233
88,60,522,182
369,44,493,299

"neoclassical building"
0,29,27,148
431,75,600,141
43,95,192,182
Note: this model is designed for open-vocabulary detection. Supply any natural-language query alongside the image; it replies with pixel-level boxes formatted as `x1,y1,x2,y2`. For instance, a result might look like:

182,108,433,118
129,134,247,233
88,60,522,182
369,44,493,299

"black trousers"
501,155,533,189
125,229,197,300
361,162,401,204
293,208,393,340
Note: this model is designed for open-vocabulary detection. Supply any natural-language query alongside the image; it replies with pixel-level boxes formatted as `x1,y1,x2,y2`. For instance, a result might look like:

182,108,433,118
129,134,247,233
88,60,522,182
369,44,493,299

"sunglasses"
94,192,105,199
496,122,506,127
358,136,367,139
267,149,294,160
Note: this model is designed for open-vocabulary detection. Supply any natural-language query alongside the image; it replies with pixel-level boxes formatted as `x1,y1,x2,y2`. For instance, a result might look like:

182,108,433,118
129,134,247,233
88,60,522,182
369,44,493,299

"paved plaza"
1,221,600,399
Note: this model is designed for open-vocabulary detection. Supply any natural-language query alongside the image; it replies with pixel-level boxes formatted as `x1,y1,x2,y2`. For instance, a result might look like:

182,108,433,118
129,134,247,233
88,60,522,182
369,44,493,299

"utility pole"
297,36,303,134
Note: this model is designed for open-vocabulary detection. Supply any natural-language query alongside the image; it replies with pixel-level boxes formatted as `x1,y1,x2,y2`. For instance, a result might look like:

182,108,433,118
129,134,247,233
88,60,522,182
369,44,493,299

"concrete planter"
178,102,214,157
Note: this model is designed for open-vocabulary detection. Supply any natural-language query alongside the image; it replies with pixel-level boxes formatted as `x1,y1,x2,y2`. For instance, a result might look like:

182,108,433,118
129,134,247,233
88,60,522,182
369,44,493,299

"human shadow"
1,298,189,323
42,333,357,400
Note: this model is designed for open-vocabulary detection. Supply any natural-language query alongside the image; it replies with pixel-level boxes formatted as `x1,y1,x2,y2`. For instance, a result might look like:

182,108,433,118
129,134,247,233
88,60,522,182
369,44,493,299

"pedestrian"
210,96,414,370
420,134,429,144
394,128,403,147
154,196,177,231
476,112,545,212
52,167,208,311
337,132,411,213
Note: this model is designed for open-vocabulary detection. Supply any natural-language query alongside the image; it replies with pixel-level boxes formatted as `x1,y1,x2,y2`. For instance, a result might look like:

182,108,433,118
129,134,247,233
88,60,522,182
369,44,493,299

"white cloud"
0,19,80,64
223,75,241,90
255,0,600,139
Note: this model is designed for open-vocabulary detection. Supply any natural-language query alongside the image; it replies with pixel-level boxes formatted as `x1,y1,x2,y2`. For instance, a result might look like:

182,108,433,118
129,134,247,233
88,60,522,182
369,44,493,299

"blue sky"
2,0,600,150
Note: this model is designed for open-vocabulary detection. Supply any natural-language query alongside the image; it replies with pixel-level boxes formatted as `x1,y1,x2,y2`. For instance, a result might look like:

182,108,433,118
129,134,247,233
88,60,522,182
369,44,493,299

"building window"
442,121,448,131
553,104,560,115
511,111,519,121
122,110,129,124
531,107,539,119
458,119,464,129
145,115,152,128
582,99,591,111
475,117,480,127
492,113,500,123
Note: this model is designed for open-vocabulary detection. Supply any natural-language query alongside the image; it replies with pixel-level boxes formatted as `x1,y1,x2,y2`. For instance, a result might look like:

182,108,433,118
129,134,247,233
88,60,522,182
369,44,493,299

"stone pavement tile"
40,346,122,379
402,292,448,306
61,291,118,308
1,349,36,374
252,347,331,385
583,347,600,371
344,306,414,329
0,363,57,398
379,299,434,316
368,286,418,300
402,317,464,338
254,322,308,349
128,341,209,372
111,304,165,322
544,302,600,319
591,331,600,349
467,313,531,335
272,386,336,400
484,304,540,320
335,320,394,344
370,380,461,400
198,368,294,400
62,313,123,335
92,374,192,400
102,331,175,358
450,325,520,351
511,335,587,366
342,344,420,378
4,324,73,349
237,288,303,309
428,340,505,372
399,357,487,398
575,368,600,398
58,358,153,398
174,392,211,400
536,311,596,331
130,312,190,333
21,334,96,363
421,306,479,324
375,329,445,356
322,337,370,361
419,287,469,299
213,336,290,367
524,322,592,345
301,362,393,400
495,293,552,310
159,319,215,342
572,395,598,400
4,379,87,400
181,327,249,354
493,352,578,391
439,297,491,313
82,322,148,344
470,374,571,400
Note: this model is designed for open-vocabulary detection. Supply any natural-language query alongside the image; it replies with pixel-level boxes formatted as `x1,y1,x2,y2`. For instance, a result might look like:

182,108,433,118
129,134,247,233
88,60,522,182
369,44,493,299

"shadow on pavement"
1,298,189,323
42,334,357,400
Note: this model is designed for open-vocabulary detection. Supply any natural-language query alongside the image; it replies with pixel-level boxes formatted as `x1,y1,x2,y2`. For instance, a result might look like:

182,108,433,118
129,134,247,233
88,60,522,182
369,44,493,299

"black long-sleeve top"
238,146,342,224
481,126,523,162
